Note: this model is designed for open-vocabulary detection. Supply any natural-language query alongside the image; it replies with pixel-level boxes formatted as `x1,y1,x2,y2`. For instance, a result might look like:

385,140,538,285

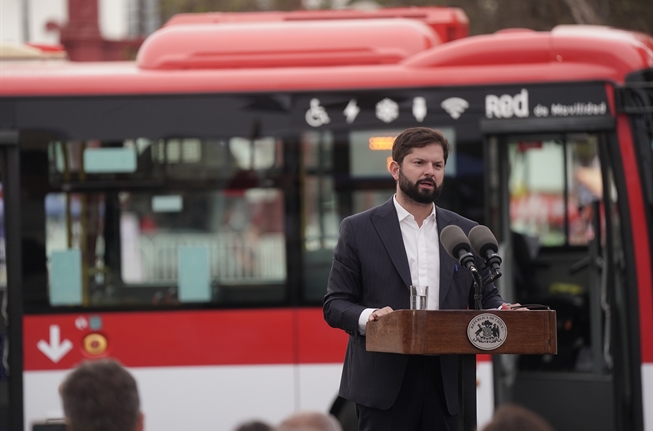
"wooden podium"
366,310,557,431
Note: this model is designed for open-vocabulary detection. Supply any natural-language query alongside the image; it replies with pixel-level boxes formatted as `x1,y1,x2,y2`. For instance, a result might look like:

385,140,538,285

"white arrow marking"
37,325,73,363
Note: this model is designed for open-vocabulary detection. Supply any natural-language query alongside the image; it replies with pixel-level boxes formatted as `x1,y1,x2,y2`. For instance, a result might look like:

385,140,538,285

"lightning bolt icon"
343,99,360,124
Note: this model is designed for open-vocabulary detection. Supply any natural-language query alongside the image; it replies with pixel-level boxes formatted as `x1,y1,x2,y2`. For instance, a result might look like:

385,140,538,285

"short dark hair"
392,127,452,165
277,411,342,431
481,404,555,431
60,359,140,431
234,420,273,431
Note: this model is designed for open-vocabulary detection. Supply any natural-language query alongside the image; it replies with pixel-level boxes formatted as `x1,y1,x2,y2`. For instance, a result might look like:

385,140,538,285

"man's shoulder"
344,199,394,224
437,207,479,231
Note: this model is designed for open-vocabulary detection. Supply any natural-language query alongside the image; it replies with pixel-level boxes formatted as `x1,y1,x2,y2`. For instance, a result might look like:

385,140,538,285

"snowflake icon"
376,98,399,123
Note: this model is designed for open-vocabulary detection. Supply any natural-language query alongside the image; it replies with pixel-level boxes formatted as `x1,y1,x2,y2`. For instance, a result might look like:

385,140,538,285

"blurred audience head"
480,404,555,431
276,411,342,431
234,420,273,431
60,358,143,431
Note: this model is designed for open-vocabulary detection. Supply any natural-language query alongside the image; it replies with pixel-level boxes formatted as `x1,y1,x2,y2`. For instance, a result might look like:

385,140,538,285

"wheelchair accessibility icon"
306,98,331,127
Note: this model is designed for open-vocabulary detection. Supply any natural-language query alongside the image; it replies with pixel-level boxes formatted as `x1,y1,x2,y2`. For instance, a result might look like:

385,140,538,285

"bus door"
484,132,630,431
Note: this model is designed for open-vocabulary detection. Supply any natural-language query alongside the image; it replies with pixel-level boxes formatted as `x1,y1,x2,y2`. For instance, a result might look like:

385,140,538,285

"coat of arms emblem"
467,313,507,350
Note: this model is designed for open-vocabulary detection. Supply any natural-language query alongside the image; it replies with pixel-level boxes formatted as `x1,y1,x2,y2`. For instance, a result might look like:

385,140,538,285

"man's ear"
389,160,400,180
135,411,144,431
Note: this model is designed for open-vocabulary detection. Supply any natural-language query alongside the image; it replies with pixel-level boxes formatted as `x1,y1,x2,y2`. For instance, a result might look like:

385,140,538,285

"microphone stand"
472,262,502,310
470,266,483,310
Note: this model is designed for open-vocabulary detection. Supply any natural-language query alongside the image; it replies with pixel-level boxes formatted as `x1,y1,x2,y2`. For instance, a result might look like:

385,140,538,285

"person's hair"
235,420,273,431
480,404,556,431
60,359,140,431
276,411,342,431
392,127,452,166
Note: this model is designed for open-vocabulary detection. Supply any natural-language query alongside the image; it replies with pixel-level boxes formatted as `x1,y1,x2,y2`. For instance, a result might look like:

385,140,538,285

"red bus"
0,7,652,431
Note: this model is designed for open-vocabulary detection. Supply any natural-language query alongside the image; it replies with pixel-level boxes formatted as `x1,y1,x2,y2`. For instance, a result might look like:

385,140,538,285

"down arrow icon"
37,325,73,363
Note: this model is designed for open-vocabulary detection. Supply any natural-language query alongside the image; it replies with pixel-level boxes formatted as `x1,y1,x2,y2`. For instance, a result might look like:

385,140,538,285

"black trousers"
356,355,458,431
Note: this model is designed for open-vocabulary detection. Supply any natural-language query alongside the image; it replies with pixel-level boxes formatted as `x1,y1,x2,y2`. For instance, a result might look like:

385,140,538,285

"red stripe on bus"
24,307,348,371
296,308,348,363
617,115,653,363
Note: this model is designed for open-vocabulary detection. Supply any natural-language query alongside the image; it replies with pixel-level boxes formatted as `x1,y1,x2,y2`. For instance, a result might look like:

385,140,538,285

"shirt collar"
393,195,436,222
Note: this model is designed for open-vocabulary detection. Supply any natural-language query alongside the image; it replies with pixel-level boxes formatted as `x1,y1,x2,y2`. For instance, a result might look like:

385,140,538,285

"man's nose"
423,164,436,176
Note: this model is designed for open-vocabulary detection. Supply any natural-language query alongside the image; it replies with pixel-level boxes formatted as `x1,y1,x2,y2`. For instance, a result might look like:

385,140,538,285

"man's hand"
500,303,528,310
368,306,394,321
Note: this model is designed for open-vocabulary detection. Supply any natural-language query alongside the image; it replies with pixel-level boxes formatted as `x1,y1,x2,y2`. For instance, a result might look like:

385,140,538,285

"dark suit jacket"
323,198,504,414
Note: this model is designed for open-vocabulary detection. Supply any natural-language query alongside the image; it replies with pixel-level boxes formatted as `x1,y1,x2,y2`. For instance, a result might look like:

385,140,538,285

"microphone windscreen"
440,225,471,258
469,225,499,256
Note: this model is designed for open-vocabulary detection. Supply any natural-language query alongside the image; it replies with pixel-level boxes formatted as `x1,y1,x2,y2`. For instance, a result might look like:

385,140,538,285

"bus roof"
1,23,652,97
163,7,470,43
136,19,442,70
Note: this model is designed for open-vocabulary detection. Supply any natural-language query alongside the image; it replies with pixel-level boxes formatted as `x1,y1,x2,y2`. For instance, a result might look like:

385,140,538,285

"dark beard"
398,169,443,204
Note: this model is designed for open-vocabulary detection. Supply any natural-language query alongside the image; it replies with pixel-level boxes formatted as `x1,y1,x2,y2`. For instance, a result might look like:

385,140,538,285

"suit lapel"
371,199,412,289
437,207,458,307
369,200,462,302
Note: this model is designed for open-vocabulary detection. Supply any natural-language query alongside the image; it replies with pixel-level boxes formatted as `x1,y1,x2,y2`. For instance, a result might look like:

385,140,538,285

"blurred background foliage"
159,0,653,36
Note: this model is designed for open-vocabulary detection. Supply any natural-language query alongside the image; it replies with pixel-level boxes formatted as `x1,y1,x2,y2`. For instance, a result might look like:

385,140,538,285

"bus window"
509,139,567,245
43,137,286,307
508,135,601,247
349,129,401,214
49,137,283,182
301,131,340,302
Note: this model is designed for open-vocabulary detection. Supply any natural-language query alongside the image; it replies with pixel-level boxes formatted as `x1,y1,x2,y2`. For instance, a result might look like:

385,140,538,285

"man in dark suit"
324,127,510,431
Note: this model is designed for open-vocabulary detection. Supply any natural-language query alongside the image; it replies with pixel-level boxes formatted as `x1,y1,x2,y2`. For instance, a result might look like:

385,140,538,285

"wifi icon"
441,97,469,119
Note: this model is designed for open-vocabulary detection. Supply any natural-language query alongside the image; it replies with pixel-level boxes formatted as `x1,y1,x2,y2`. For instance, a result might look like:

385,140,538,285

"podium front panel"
366,309,557,355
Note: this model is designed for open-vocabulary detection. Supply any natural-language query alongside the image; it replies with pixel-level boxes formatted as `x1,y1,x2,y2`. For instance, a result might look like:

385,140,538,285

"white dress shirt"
394,196,440,310
358,196,440,334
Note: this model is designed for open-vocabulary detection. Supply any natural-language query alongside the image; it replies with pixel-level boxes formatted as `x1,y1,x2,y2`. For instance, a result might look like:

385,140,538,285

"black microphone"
468,225,502,280
440,225,477,271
